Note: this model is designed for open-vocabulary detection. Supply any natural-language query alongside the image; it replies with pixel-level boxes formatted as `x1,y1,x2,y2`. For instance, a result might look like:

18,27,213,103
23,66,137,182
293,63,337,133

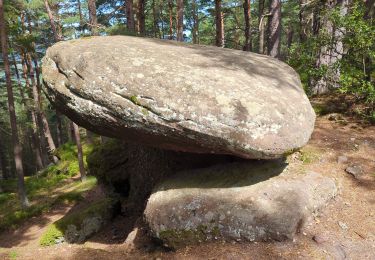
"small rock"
345,165,363,179
338,221,349,230
337,156,348,164
350,137,356,141
313,234,328,244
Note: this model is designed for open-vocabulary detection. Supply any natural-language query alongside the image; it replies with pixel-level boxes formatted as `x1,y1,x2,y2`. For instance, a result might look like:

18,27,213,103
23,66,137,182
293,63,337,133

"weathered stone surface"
144,161,337,248
42,36,315,159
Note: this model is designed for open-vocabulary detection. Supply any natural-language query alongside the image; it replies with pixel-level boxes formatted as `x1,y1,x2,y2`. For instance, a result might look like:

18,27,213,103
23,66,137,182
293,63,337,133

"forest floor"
0,97,374,259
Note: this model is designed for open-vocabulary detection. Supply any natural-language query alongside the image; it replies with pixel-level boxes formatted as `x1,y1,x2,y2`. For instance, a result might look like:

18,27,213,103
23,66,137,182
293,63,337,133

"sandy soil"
0,115,374,260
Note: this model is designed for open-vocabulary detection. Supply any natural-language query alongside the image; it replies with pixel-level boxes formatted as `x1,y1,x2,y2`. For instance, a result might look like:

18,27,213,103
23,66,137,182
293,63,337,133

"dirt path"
0,116,374,260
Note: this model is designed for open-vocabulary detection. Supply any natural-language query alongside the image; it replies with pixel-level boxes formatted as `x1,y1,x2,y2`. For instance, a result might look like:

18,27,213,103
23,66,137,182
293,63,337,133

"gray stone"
144,160,337,248
345,165,362,179
42,36,315,159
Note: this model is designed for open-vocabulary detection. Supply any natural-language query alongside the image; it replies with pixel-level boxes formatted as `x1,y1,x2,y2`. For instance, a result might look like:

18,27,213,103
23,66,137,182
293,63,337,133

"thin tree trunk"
258,0,265,54
77,0,83,25
215,0,224,47
26,53,59,163
68,121,76,144
86,130,94,144
73,123,86,182
0,133,9,179
126,0,135,32
0,0,29,208
152,0,159,37
192,0,199,44
56,110,63,147
176,0,184,41
312,0,348,94
243,0,251,51
44,0,62,41
267,0,281,58
168,0,173,39
287,25,294,49
20,54,45,170
88,0,99,36
137,0,146,35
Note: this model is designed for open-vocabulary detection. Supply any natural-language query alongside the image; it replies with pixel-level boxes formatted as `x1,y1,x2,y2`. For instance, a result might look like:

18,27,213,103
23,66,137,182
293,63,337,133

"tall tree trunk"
26,53,59,163
152,0,159,37
56,110,63,147
168,0,173,39
44,0,62,41
258,0,265,54
192,0,199,44
77,0,83,26
88,0,99,36
126,0,135,32
0,133,9,179
72,123,86,181
176,0,184,41
312,0,348,94
215,0,224,47
0,0,29,208
86,130,94,144
68,121,76,144
287,25,294,49
137,0,146,35
267,0,281,58
20,54,45,170
243,0,251,51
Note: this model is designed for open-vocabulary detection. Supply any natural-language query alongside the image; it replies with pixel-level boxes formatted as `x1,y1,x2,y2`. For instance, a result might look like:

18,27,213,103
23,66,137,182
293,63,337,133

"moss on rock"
39,197,119,246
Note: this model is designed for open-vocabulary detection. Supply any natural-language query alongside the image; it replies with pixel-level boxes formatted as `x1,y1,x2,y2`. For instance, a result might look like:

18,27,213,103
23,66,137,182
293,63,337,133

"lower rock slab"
144,160,337,248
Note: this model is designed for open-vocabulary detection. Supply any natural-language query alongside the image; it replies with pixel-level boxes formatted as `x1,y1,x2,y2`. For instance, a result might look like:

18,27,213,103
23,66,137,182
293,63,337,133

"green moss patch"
39,197,118,246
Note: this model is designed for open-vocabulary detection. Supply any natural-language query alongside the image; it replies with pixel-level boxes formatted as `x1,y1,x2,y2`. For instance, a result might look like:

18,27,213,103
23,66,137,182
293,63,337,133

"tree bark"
77,0,83,25
215,0,224,47
68,120,76,144
0,132,9,179
137,0,146,35
0,0,29,208
86,130,94,144
243,0,251,51
176,0,184,41
267,0,281,58
258,0,265,54
126,0,135,32
26,53,59,163
312,0,348,94
88,0,99,36
168,0,173,39
73,123,86,182
44,0,62,41
152,0,159,37
192,0,199,44
20,53,45,170
56,110,63,147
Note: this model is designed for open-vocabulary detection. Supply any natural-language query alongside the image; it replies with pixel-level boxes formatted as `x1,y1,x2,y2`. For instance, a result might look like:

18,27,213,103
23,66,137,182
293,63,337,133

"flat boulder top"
42,36,315,159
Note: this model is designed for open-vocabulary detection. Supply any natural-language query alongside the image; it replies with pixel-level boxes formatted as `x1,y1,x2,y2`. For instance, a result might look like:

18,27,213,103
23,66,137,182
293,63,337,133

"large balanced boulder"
144,161,337,248
42,36,315,159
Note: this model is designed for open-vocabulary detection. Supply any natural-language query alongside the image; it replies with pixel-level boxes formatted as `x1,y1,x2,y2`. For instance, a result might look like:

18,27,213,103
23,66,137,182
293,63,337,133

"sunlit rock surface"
42,36,315,159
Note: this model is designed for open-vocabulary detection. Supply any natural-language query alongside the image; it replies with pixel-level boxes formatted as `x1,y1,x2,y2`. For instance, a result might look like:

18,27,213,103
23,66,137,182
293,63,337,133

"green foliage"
0,140,96,231
288,1,375,115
